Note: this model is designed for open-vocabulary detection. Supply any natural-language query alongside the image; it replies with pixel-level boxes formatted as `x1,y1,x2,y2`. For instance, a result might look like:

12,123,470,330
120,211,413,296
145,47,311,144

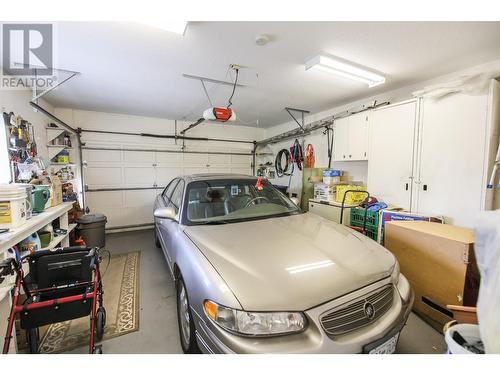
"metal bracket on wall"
257,102,390,147
284,107,310,132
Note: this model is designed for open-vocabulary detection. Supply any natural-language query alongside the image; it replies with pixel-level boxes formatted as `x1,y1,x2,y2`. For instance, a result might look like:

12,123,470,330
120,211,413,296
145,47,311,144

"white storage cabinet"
333,112,369,161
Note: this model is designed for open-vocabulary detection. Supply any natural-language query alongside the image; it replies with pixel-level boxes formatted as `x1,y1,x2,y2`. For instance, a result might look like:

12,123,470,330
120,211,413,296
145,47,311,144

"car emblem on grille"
363,302,375,320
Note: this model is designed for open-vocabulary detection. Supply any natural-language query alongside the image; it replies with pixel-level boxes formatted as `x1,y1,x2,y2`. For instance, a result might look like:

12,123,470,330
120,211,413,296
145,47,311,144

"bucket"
445,324,483,354
76,214,107,248
12,183,33,219
0,186,27,229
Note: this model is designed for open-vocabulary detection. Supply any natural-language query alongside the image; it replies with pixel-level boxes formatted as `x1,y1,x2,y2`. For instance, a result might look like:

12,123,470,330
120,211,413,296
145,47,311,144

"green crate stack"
350,207,380,241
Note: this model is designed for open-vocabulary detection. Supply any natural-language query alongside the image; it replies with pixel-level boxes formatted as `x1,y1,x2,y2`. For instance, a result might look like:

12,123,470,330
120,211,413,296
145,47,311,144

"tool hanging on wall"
275,139,304,178
304,144,315,168
323,125,334,169
275,148,291,177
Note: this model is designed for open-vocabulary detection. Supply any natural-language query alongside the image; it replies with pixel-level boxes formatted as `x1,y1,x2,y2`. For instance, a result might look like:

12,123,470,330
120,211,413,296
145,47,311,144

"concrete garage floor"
66,230,447,354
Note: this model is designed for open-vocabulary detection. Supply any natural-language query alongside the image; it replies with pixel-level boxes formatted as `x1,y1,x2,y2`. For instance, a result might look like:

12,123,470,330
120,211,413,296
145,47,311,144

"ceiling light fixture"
305,54,385,88
138,20,188,35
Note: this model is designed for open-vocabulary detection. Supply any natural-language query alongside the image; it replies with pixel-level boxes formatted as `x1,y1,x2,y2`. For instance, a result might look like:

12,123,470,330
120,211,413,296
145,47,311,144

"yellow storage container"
335,185,367,205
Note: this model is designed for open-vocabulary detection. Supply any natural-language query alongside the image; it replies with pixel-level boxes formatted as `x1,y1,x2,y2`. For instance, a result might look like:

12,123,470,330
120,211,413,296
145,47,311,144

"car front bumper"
194,276,414,354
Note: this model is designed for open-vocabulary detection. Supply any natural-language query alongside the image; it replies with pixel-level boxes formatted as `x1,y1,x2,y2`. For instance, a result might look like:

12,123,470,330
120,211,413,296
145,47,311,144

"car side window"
162,179,179,202
169,180,185,214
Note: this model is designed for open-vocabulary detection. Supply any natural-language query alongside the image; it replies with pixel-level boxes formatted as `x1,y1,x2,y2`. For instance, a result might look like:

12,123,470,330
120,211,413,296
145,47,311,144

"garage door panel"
208,154,231,164
124,166,155,185
86,191,123,208
86,166,122,186
231,154,252,164
99,208,152,228
231,167,252,175
156,166,183,186
124,190,157,208
208,166,230,174
183,153,208,165
123,151,155,163
183,166,209,175
83,149,122,162
84,142,252,228
156,152,183,164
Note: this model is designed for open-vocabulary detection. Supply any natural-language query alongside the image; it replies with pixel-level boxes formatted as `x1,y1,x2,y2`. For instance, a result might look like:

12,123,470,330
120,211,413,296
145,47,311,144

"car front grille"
320,284,394,337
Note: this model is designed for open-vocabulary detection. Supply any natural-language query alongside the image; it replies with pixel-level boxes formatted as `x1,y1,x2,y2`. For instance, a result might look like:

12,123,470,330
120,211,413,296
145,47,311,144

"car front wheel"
176,276,200,354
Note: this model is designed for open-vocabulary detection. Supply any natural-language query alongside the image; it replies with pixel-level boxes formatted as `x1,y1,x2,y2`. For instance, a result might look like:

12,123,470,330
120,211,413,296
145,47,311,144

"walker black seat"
20,246,97,330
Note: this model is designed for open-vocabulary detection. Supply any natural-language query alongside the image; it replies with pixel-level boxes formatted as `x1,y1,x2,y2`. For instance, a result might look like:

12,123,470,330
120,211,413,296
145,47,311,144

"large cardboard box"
384,221,480,331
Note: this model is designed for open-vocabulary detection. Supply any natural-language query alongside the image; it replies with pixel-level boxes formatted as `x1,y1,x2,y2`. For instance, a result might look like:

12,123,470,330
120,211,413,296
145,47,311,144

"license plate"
368,333,399,354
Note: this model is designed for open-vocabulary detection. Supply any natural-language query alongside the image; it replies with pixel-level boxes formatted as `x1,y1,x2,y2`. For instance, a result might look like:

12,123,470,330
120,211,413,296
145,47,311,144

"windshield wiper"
198,220,230,225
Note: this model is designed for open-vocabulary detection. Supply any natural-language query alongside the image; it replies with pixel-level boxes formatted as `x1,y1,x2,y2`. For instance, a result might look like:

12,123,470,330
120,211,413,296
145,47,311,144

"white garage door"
83,146,253,229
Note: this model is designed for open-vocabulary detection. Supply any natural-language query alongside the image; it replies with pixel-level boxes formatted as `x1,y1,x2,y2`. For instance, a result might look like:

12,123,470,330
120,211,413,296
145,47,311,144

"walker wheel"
93,345,103,354
27,328,39,354
95,306,106,341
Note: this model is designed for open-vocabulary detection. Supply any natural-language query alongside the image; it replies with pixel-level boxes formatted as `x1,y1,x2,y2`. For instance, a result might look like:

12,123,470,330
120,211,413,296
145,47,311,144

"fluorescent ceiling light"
305,55,385,88
138,21,188,35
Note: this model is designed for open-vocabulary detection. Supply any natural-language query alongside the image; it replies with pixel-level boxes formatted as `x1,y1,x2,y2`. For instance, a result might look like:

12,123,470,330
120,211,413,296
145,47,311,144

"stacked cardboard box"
384,221,480,331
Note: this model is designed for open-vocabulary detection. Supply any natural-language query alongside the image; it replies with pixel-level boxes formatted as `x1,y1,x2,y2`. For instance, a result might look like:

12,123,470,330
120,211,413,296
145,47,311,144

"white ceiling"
37,22,500,127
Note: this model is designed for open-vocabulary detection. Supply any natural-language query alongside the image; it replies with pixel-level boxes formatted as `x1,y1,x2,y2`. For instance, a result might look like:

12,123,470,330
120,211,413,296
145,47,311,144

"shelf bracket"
285,107,310,132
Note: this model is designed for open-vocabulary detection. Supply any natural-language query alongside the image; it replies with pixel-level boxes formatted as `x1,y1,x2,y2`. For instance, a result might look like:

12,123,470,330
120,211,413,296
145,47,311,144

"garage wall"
263,59,500,203
54,108,264,229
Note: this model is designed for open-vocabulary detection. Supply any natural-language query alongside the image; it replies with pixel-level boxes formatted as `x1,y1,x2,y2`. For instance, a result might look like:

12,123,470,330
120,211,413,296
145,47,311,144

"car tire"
176,275,200,354
154,228,161,248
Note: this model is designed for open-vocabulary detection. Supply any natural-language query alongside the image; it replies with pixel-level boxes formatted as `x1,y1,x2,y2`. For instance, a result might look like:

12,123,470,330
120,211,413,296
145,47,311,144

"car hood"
184,212,395,311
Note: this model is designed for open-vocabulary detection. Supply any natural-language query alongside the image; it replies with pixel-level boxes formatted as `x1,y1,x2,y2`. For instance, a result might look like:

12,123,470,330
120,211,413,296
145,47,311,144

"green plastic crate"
364,227,378,242
350,207,380,228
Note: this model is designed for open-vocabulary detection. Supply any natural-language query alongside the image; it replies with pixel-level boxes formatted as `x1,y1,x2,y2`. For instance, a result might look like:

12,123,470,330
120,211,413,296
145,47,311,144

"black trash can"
76,214,107,248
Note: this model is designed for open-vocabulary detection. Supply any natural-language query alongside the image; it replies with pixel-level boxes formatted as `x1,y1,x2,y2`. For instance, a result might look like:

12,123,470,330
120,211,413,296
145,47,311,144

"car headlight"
396,273,412,304
204,300,306,336
390,260,400,284
391,261,411,303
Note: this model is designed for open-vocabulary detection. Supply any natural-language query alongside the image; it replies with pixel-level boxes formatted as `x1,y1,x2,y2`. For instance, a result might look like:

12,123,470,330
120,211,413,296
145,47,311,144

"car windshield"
184,178,300,225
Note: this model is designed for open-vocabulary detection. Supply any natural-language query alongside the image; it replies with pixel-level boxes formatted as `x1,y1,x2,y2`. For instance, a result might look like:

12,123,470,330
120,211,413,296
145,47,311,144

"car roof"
181,173,256,183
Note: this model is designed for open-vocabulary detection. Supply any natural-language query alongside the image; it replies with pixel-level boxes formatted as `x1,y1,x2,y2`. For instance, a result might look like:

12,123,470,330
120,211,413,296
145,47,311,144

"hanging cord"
227,68,239,108
324,125,334,169
98,248,112,279
275,148,291,177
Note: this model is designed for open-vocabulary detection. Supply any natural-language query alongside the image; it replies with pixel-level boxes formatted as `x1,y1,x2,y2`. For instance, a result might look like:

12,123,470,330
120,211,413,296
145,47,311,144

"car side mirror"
154,207,177,220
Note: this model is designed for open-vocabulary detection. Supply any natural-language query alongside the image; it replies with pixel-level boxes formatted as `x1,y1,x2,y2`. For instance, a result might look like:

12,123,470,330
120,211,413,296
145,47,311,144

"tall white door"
367,100,418,210
333,117,349,161
348,112,369,161
415,93,489,227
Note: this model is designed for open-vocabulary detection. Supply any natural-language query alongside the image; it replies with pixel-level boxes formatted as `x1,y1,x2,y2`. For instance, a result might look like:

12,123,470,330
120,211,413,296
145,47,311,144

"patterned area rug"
36,251,140,354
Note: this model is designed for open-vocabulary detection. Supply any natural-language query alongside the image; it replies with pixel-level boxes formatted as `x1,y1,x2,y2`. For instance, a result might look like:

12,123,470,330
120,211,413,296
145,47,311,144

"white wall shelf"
40,223,77,251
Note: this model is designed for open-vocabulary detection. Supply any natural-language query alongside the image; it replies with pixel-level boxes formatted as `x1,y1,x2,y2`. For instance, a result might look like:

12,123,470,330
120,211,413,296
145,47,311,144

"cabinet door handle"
349,155,352,158
405,183,409,191
423,184,428,191
343,155,346,159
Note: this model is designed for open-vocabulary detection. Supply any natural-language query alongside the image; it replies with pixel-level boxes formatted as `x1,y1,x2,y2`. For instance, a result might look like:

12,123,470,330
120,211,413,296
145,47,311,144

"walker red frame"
2,247,103,354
